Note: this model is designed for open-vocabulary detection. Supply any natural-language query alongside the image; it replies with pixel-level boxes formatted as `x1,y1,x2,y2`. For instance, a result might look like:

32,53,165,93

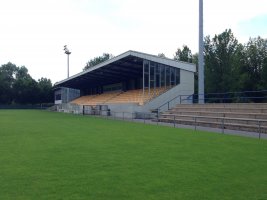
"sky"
0,0,267,84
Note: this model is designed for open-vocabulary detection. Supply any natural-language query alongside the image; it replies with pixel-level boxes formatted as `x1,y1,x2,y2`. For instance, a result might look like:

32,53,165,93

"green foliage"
238,37,267,91
204,29,240,93
157,53,166,58
83,53,113,71
37,78,53,103
262,58,267,89
174,45,193,63
177,30,267,94
13,75,38,104
0,63,53,104
0,110,267,200
0,62,17,104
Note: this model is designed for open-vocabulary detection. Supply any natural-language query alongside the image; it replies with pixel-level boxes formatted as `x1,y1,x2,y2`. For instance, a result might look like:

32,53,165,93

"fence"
0,103,54,109
192,90,267,103
56,105,266,140
159,115,266,140
157,90,267,113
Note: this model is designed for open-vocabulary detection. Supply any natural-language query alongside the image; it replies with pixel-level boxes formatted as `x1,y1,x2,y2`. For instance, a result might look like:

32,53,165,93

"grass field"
0,110,267,200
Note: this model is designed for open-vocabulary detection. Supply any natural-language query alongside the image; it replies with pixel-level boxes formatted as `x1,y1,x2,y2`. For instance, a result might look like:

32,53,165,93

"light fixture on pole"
64,45,71,78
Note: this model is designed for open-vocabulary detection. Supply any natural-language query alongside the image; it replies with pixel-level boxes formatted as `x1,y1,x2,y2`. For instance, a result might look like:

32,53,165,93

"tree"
0,62,18,104
83,53,113,71
238,37,267,91
13,66,39,104
262,57,267,89
0,63,53,105
204,29,239,93
37,78,53,103
174,45,193,63
158,53,166,58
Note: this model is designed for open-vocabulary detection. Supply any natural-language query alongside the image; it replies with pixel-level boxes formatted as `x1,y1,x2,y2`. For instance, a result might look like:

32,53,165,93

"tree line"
174,29,267,94
0,62,53,105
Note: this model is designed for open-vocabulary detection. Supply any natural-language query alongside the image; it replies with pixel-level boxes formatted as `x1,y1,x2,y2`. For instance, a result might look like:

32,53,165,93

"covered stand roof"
55,50,196,90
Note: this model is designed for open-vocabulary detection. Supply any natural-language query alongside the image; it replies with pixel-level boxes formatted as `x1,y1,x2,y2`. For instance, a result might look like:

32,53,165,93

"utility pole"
198,0,204,104
64,45,71,78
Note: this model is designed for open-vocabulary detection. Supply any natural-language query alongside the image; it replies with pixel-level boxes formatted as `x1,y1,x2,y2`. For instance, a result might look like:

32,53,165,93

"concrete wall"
57,103,83,114
55,100,62,105
54,87,80,104
142,69,194,112
107,103,142,113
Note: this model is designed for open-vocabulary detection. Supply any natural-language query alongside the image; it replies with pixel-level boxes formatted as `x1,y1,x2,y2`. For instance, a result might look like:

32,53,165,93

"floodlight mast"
198,0,204,104
64,45,71,78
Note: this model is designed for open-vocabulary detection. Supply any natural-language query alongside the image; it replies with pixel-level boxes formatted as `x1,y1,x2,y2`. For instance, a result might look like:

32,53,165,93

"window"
150,62,155,88
166,66,170,87
170,67,175,86
156,65,160,87
160,64,165,87
143,60,149,88
175,68,180,85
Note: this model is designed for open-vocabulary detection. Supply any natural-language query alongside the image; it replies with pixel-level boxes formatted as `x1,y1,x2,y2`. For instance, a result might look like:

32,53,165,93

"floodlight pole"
67,53,70,78
198,0,204,104
64,45,71,78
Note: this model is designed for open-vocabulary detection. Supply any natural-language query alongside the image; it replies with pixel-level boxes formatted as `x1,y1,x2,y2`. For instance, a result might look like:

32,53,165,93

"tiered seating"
71,87,169,106
106,87,168,105
71,91,121,106
88,91,121,105
71,95,98,105
149,87,167,97
158,103,267,133
106,89,145,105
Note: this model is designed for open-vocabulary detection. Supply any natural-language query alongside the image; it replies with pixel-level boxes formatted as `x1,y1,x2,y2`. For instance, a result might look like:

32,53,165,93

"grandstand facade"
54,50,196,115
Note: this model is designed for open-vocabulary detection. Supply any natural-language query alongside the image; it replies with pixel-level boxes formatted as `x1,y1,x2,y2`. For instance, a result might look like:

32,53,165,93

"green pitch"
0,110,266,200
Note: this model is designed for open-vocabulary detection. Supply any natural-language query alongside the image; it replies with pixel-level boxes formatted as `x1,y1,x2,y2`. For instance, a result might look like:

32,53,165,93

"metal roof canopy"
55,50,196,90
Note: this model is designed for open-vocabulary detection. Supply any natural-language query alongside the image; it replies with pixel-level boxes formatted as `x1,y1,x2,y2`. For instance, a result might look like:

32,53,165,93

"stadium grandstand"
54,50,196,117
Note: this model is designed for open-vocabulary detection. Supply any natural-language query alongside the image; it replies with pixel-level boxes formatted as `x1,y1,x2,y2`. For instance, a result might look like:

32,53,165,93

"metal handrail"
157,94,193,111
156,89,267,112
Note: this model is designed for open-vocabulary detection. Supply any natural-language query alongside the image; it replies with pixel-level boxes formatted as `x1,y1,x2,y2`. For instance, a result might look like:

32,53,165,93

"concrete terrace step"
170,107,267,113
157,103,267,134
165,111,267,119
158,117,267,133
174,103,267,109
160,114,267,126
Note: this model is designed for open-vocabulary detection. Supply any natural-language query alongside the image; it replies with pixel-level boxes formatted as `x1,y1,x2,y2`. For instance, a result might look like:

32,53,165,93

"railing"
156,90,267,113
158,114,266,139
192,90,267,104
156,94,193,113
54,106,266,139
0,103,54,109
